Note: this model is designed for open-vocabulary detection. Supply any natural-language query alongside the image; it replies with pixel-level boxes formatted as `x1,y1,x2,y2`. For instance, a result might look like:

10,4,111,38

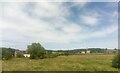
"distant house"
23,54,30,58
14,50,19,57
81,51,85,54
86,50,91,54
81,50,91,54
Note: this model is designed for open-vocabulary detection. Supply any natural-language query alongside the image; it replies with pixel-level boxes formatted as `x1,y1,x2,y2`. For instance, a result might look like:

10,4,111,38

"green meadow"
2,54,118,71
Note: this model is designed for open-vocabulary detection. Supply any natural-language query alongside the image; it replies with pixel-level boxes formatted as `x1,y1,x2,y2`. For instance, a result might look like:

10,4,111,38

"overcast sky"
0,1,118,50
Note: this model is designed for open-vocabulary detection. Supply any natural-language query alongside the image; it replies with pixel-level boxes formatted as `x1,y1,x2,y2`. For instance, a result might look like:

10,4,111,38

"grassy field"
2,54,118,71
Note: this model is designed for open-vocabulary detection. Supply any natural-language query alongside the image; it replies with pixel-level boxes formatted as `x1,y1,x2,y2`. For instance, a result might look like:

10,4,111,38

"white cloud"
91,25,118,38
1,0,91,2
80,11,100,26
33,2,69,18
1,0,118,2
80,15,99,26
62,24,81,33
1,2,118,49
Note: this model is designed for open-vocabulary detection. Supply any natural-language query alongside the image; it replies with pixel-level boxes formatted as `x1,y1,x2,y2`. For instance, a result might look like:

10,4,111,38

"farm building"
81,51,85,54
81,50,91,54
23,54,30,58
14,50,19,57
14,50,30,58
86,50,91,53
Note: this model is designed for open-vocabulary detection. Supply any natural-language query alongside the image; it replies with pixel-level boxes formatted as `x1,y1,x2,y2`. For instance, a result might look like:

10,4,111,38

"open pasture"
2,54,118,71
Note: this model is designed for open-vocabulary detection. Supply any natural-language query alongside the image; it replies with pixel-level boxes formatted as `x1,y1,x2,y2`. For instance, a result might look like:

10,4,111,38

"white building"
86,50,91,53
81,51,85,54
23,54,30,58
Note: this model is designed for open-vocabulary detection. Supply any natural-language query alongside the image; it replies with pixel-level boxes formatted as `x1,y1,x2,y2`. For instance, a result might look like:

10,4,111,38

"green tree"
2,48,13,60
27,43,46,59
0,48,2,60
112,52,120,68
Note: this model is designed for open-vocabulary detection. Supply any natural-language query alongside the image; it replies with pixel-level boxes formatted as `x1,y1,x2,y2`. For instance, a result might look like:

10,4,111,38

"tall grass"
2,54,117,71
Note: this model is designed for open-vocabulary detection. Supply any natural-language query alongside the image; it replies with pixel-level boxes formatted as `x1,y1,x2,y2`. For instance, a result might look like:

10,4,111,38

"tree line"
1,42,120,68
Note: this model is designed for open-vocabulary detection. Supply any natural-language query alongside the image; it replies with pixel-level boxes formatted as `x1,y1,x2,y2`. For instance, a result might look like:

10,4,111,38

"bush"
43,51,57,58
16,51,24,58
112,53,120,68
64,52,70,56
45,53,58,58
